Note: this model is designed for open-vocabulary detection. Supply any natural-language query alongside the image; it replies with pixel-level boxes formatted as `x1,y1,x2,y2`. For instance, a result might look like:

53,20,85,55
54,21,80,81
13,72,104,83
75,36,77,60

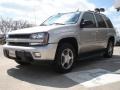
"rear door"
95,14,108,49
79,12,98,53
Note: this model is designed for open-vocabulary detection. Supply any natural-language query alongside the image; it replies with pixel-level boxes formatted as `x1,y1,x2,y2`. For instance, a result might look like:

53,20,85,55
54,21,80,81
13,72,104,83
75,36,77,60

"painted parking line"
65,69,120,90
65,69,111,83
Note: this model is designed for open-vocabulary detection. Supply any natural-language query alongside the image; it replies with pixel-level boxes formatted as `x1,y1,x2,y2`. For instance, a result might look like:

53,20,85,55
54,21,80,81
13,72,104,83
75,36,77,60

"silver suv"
3,11,116,73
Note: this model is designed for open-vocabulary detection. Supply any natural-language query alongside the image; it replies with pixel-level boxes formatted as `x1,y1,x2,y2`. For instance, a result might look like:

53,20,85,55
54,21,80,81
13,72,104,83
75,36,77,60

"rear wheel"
54,43,76,73
104,40,114,58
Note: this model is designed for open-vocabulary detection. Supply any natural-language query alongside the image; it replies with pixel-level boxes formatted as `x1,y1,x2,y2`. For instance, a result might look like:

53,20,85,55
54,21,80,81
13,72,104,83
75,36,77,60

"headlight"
30,32,49,45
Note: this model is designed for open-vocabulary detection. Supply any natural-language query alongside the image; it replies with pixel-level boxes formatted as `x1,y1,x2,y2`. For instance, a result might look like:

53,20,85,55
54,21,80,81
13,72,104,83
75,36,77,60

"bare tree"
0,18,35,34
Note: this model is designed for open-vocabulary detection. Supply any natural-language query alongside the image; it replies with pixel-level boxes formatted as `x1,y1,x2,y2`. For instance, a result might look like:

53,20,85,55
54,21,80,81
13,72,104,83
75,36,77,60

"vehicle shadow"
7,61,78,88
74,55,120,73
7,55,120,88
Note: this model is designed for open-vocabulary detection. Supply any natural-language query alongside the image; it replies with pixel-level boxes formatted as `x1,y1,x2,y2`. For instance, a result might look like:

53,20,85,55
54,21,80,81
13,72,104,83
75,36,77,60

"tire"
15,59,31,65
54,43,76,73
104,40,114,58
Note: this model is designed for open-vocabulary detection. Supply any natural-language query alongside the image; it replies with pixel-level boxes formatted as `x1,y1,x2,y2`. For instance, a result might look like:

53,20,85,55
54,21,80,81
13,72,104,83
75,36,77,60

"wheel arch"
56,37,79,56
108,36,115,45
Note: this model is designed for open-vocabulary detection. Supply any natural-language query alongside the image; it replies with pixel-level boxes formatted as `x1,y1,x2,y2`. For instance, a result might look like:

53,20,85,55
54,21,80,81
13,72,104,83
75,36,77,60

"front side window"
95,14,107,28
80,12,96,28
41,12,80,26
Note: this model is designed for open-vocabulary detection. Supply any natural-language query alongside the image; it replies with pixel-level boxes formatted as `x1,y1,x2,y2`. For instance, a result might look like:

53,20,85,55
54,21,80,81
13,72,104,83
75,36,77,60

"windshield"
41,12,80,26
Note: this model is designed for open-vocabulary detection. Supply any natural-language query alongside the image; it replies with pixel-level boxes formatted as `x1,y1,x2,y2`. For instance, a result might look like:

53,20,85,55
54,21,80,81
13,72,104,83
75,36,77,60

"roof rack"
88,8,105,13
88,10,94,12
95,8,105,13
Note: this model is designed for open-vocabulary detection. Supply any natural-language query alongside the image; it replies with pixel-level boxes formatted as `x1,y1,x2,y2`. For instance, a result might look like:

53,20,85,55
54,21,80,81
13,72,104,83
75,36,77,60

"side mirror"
80,20,94,28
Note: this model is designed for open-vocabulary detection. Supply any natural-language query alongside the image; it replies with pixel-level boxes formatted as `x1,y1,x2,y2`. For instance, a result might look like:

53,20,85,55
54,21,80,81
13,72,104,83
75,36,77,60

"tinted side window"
102,15,113,28
95,14,107,28
80,12,96,28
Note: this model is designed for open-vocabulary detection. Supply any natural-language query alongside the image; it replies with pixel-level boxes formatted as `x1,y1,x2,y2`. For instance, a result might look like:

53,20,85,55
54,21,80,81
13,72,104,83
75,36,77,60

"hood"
8,25,69,35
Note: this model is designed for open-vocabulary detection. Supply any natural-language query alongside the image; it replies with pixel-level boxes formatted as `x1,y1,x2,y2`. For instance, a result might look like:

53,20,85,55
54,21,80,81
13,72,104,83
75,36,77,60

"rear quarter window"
102,15,113,28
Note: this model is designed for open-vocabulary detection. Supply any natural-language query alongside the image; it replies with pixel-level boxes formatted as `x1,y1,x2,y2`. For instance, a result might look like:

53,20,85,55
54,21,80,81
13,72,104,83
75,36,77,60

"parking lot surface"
0,45,120,90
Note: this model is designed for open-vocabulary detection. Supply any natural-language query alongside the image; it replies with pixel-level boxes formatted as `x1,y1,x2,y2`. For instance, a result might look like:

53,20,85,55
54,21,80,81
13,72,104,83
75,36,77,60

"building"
114,0,120,11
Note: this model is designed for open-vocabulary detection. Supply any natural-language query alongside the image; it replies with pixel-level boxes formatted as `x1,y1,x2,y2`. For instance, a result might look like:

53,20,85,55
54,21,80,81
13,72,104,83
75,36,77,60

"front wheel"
104,40,114,58
54,43,76,73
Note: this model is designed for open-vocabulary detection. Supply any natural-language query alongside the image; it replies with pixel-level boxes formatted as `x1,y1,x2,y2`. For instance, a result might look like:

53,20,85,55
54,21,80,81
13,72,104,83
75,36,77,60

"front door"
79,12,97,53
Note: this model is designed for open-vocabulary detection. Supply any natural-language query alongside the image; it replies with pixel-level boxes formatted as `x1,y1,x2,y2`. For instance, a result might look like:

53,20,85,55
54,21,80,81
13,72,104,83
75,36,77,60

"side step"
77,50,104,60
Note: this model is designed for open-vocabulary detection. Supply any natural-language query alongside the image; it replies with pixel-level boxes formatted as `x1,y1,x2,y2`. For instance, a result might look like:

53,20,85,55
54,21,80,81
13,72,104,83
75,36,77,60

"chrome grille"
8,42,29,46
7,34,31,46
9,34,30,39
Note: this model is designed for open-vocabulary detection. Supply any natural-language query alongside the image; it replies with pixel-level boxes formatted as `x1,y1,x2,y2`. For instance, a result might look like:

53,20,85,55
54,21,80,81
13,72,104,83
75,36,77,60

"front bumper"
3,44,57,60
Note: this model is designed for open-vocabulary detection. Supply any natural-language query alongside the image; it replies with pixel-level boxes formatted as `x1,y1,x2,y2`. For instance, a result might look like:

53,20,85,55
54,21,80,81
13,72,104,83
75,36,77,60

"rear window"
95,14,107,28
102,15,113,28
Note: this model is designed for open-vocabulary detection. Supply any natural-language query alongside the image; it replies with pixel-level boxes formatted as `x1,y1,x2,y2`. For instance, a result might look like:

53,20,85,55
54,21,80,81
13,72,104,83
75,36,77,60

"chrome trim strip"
6,38,43,43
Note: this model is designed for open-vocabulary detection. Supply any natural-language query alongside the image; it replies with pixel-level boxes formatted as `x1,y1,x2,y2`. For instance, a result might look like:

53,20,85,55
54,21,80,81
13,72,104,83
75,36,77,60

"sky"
0,0,119,29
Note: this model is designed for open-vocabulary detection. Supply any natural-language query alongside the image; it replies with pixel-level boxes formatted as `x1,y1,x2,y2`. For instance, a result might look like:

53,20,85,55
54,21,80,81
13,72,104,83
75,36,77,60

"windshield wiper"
40,23,47,26
51,23,65,25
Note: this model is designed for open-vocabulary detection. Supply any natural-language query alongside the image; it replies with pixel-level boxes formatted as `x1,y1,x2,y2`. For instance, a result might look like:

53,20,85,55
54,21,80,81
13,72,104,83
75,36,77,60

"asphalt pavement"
0,45,120,90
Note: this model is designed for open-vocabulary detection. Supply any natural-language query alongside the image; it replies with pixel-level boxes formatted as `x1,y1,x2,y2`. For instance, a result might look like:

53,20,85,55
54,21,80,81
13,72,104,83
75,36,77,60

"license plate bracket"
16,51,27,61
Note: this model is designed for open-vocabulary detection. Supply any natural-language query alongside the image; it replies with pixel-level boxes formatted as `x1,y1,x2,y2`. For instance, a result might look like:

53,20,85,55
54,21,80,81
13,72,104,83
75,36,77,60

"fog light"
33,52,41,58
